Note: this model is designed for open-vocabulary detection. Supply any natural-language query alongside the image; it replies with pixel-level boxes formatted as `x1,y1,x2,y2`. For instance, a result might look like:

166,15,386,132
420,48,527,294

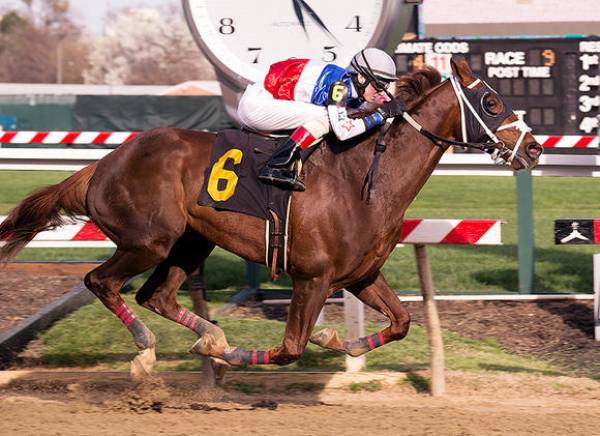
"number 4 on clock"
345,15,362,32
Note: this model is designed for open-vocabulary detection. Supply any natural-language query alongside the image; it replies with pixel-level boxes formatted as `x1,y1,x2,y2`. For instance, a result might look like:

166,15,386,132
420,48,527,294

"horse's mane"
326,66,443,155
394,66,442,106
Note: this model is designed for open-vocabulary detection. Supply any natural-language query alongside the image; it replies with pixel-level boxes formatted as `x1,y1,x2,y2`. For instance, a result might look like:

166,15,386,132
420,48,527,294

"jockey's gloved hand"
378,98,406,119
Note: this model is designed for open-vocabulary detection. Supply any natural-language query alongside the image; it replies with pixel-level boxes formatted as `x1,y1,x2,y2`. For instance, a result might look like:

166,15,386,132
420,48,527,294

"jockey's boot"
258,138,305,191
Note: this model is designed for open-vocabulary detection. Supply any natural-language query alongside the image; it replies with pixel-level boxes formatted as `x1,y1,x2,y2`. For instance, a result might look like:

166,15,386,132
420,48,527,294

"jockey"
237,48,406,191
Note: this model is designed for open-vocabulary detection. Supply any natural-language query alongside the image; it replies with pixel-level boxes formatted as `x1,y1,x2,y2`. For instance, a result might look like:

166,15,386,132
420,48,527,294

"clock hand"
292,0,308,37
298,0,339,43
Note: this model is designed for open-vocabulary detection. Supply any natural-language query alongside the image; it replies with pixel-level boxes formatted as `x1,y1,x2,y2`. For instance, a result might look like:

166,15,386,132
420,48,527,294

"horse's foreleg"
195,277,329,366
310,272,410,357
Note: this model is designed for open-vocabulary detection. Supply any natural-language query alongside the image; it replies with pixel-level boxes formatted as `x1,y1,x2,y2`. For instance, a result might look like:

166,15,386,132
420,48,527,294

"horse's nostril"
526,143,543,158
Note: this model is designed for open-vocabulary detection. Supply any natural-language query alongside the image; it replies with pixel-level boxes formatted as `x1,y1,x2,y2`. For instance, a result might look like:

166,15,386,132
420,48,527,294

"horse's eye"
483,94,501,115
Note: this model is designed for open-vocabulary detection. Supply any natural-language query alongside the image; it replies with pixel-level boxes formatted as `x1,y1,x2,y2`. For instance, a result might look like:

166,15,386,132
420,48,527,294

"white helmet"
346,48,398,96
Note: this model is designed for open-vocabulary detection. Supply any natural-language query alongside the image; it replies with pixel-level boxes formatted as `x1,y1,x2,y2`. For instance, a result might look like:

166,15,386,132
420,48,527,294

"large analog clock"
182,0,417,122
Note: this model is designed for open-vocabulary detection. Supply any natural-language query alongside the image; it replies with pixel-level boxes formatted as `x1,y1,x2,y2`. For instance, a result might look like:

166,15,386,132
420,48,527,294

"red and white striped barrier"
0,131,139,145
399,219,502,245
1,216,501,248
0,131,597,148
537,135,599,148
0,216,113,248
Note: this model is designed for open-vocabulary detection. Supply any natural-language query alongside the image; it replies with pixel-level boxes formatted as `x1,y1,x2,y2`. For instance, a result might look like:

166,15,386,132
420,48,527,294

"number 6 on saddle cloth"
198,129,317,279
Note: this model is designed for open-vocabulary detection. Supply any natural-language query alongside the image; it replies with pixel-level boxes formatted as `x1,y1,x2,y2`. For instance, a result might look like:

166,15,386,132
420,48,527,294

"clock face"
184,0,389,85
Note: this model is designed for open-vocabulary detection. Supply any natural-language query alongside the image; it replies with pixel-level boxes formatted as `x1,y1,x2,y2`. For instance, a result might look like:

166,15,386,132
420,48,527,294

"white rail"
0,148,598,176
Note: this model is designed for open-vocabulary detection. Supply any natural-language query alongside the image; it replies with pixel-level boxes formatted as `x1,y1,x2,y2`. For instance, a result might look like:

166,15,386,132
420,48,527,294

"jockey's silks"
263,59,360,107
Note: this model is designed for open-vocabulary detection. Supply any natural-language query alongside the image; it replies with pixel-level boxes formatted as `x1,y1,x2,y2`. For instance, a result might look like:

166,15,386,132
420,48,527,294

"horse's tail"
0,163,97,262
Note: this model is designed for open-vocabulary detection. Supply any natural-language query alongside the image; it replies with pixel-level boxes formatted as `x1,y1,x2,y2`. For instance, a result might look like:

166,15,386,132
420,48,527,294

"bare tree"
84,8,216,85
0,0,89,83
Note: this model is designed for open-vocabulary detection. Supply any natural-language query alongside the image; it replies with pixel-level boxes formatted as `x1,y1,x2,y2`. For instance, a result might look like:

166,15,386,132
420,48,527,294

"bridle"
399,75,533,167
364,73,536,202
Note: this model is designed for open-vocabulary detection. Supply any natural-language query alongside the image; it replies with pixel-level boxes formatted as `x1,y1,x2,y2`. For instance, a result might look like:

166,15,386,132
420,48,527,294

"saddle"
198,129,313,278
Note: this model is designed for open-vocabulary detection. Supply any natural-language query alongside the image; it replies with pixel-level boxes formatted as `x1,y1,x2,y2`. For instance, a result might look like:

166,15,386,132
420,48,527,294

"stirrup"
268,141,301,168
258,166,305,191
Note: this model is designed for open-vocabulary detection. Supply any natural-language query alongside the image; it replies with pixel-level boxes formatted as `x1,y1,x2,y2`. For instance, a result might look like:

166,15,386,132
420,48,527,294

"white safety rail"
435,153,600,177
0,148,110,171
0,131,139,146
0,216,113,248
1,146,599,176
0,131,595,147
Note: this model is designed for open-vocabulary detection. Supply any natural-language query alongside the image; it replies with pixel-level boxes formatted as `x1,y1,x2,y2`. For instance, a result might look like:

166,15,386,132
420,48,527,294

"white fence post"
315,307,326,326
594,254,600,341
343,290,365,372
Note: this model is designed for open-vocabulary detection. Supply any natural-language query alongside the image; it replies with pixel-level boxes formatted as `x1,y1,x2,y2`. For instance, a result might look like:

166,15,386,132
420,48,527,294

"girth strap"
268,209,285,281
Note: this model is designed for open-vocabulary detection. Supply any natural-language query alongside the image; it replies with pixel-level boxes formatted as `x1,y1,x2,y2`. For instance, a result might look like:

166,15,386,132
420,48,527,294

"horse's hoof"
130,347,156,381
309,328,345,353
190,336,208,355
210,357,230,386
190,333,226,358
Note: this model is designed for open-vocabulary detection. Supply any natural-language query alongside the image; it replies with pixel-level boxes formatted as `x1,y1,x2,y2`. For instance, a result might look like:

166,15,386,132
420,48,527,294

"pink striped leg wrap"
115,303,154,349
222,348,270,365
345,331,386,355
115,303,137,327
176,307,208,336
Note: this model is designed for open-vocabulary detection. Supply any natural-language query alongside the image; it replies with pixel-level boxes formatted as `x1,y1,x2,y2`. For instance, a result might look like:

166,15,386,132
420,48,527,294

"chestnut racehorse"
0,57,541,377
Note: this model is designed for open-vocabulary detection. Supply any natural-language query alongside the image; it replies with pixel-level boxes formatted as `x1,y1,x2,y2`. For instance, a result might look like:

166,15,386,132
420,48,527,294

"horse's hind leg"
84,248,168,379
310,272,411,357
135,233,230,362
194,277,329,366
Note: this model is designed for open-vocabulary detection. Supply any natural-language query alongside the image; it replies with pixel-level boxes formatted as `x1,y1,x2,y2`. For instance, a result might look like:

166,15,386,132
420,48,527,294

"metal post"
246,261,260,291
413,244,445,396
516,169,535,294
230,262,262,305
315,307,326,326
343,290,365,372
594,254,600,341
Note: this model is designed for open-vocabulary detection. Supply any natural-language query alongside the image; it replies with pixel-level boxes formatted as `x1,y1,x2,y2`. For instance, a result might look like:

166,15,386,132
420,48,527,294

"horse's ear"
450,56,474,85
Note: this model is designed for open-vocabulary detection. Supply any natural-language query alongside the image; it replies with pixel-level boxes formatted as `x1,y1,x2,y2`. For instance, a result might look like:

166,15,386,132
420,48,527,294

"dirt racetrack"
2,264,600,435
1,370,600,436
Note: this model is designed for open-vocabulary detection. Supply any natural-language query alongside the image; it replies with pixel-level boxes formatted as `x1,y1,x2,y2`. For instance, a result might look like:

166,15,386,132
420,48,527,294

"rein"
362,118,393,203
401,111,498,153
363,74,532,202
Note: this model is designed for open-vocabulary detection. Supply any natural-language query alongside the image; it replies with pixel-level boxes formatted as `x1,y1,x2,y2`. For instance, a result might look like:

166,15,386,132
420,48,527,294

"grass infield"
39,293,563,375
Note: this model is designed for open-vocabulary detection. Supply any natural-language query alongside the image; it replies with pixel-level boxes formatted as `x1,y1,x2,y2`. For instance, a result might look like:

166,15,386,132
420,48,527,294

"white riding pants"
237,84,331,139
